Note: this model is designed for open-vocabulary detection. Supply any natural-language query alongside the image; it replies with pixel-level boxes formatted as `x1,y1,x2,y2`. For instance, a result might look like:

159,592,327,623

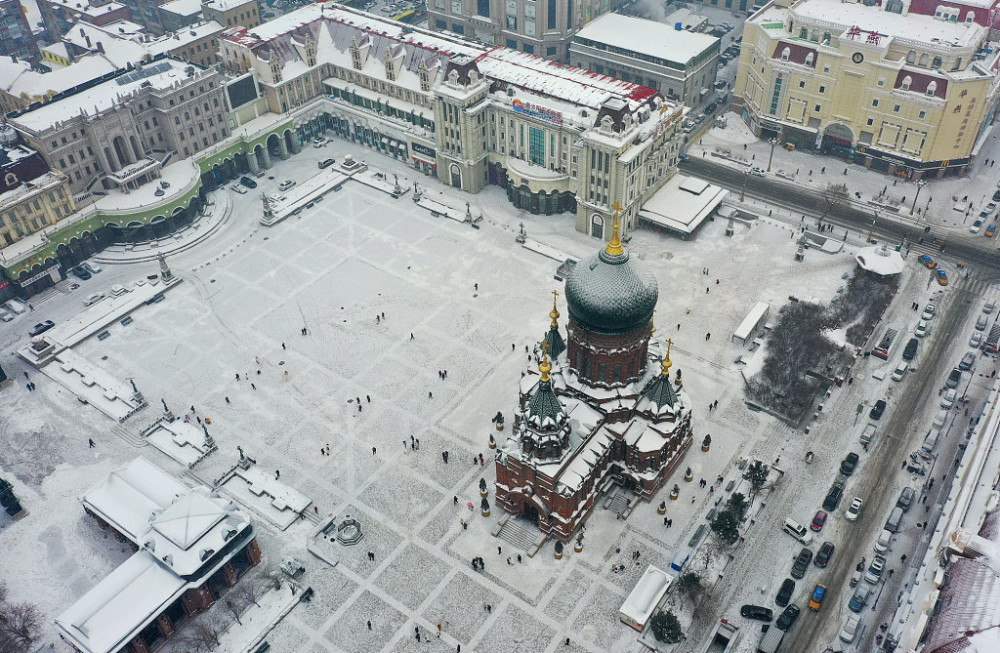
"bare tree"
224,595,246,626
259,563,284,591
238,576,265,608
181,619,222,653
0,594,40,653
819,182,849,219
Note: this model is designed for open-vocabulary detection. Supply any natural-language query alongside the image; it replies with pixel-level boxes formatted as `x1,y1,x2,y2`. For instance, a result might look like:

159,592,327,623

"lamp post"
910,178,927,216
740,168,751,202
767,137,778,172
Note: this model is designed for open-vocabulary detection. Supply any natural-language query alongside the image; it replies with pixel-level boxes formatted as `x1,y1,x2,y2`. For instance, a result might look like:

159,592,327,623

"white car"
231,184,248,194
0,309,13,322
313,137,327,148
971,219,984,234
933,410,948,428
845,497,863,522
970,331,983,348
839,615,861,643
921,304,935,321
750,166,766,177
279,180,296,191
84,261,102,274
83,292,105,306
941,388,957,409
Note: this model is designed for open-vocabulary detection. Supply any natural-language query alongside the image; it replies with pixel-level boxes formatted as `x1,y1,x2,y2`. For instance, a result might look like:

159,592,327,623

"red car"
810,510,828,532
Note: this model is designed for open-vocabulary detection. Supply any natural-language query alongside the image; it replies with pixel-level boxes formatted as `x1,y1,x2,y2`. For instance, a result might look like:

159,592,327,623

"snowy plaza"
0,134,990,653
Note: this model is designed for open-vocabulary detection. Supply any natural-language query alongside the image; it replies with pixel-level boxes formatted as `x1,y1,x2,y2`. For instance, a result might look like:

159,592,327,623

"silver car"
970,331,983,347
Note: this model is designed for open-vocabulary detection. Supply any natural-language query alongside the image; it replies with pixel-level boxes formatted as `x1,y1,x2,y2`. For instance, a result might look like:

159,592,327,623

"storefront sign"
412,143,436,159
19,266,58,287
512,99,563,125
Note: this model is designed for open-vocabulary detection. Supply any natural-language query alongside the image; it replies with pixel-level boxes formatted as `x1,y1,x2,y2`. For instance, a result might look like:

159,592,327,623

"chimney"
85,35,92,48
97,41,104,54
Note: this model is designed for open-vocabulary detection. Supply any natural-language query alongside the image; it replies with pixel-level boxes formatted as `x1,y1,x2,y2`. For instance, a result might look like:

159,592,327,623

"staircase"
301,507,322,526
111,424,147,448
496,515,545,556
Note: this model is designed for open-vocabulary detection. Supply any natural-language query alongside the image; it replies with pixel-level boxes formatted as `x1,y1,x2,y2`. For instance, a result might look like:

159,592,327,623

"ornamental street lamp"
910,178,927,216
767,137,778,172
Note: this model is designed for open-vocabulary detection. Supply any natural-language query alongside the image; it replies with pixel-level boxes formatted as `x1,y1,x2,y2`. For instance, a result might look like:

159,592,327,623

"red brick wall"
566,320,650,387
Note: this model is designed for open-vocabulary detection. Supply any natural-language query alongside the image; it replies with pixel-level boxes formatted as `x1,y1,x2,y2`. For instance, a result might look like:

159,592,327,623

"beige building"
734,0,1000,178
202,0,261,30
218,4,685,239
0,170,76,248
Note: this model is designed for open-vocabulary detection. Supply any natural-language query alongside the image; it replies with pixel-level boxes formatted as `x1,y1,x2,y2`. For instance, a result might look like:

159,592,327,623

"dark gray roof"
565,247,657,336
544,326,565,361
526,379,564,430
642,373,678,410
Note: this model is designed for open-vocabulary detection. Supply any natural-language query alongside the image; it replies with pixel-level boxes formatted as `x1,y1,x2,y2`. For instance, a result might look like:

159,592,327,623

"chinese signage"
18,266,59,287
412,143,436,159
512,99,563,125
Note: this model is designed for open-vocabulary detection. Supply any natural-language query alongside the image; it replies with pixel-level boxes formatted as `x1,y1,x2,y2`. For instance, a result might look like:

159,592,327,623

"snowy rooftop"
478,47,659,111
638,173,729,235
3,55,119,99
11,59,196,133
788,0,986,48
203,0,259,10
159,0,201,17
81,457,188,544
54,551,186,653
63,19,225,67
43,0,125,16
574,13,719,65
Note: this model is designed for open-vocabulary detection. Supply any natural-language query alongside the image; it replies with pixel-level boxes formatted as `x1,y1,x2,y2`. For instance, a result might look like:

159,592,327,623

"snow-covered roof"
43,0,125,17
203,0,259,11
855,244,905,276
620,565,672,625
478,46,658,112
5,55,119,99
159,0,201,17
574,13,718,65
0,55,33,90
788,0,986,48
64,19,225,67
638,173,728,235
11,58,196,133
54,551,187,653
142,486,251,577
42,42,70,59
81,457,188,543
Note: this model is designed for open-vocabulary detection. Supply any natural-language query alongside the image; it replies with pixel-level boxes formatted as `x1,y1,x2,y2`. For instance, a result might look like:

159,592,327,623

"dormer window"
906,50,916,64
781,47,790,61
805,53,814,66
926,81,937,96
901,75,912,90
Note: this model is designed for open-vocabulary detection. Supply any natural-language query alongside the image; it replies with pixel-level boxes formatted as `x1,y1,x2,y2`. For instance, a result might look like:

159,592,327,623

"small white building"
620,565,673,631
637,174,729,239
733,302,770,347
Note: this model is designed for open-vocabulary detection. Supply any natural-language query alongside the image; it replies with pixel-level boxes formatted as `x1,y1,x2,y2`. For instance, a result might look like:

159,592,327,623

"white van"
891,361,907,381
885,507,904,533
782,518,814,545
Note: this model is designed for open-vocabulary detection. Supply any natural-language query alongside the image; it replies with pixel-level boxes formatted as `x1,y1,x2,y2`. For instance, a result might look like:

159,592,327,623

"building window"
546,46,556,57
523,44,534,54
506,38,517,48
877,77,884,87
918,110,926,119
818,85,825,93
477,0,489,15
866,118,874,126
547,0,556,29
529,127,544,165
926,81,937,96
799,80,805,88
814,104,821,112
872,98,879,107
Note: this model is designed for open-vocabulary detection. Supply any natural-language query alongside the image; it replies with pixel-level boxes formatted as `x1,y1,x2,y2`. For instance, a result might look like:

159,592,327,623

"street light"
910,178,927,216
767,137,778,172
740,168,751,202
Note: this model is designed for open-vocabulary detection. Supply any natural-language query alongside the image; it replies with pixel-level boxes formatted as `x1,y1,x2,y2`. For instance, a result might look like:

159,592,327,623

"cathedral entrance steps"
605,488,637,519
493,514,545,557
111,424,147,448
301,507,322,526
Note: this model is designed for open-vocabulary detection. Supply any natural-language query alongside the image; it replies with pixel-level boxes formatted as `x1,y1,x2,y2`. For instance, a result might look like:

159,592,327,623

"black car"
71,266,92,280
993,190,1000,202
240,176,258,189
903,337,919,361
775,604,801,631
840,452,860,476
814,541,835,568
946,368,961,389
29,320,54,336
705,102,718,114
740,604,773,621
775,578,795,607
823,480,845,511
791,548,813,579
870,399,887,420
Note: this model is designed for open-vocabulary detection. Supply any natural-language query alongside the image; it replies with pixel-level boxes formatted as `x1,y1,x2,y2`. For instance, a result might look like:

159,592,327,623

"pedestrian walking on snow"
89,438,95,448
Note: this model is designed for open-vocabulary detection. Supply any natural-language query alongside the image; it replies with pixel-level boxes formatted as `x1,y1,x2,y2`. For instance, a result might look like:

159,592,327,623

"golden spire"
605,201,624,256
661,338,673,377
549,289,560,328
539,340,551,382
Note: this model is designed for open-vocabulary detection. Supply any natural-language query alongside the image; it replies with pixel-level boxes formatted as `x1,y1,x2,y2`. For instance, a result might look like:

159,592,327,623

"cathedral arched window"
628,359,636,380
597,363,606,383
613,364,622,383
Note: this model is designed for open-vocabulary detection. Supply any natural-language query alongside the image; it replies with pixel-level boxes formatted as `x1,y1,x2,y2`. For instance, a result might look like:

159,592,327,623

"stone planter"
574,543,583,553
480,489,488,498
481,505,490,517
702,444,710,452
684,468,693,482
657,501,666,515
670,485,680,500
